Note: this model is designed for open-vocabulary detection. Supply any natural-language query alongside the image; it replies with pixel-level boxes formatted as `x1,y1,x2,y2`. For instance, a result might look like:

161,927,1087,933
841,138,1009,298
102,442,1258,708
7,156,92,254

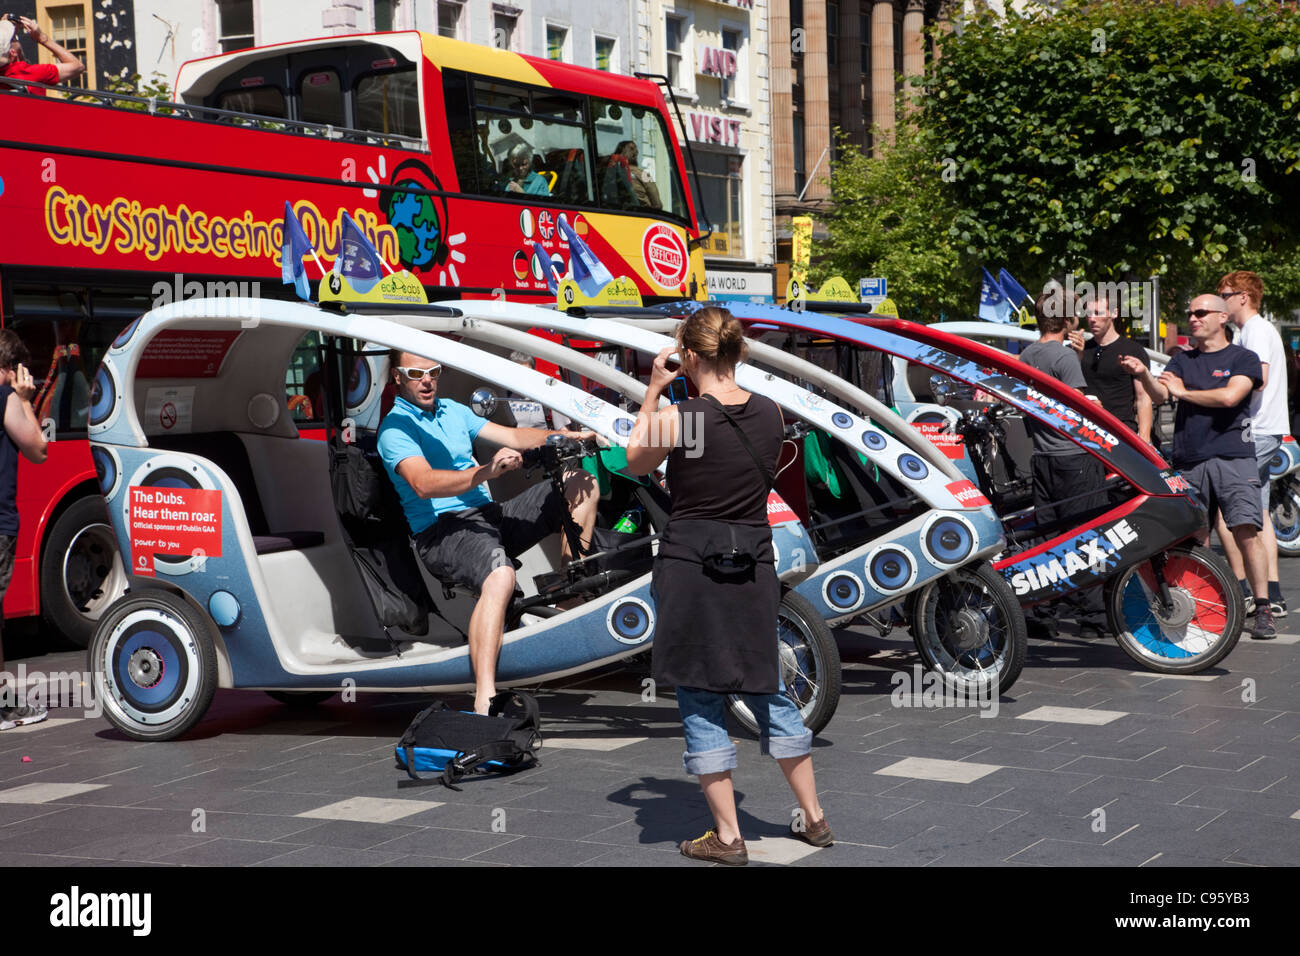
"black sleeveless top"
665,394,783,525
0,385,19,537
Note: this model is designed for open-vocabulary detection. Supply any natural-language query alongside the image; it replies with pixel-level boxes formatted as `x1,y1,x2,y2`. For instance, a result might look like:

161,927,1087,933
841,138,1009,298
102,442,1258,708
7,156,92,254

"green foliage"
79,72,179,113
815,126,974,322
820,0,1300,319
922,0,1300,312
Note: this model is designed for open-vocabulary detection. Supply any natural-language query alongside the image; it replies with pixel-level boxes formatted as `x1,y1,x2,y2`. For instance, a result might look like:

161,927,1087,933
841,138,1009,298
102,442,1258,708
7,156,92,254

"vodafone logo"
766,492,799,526
945,480,991,508
642,224,688,289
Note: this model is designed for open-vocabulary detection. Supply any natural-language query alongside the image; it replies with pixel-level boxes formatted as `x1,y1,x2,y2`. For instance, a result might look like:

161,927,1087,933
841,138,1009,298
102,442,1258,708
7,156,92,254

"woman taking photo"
625,307,832,865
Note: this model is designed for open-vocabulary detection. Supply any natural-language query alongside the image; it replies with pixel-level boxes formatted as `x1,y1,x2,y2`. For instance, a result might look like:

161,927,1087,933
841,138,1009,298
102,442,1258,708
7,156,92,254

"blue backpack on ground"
395,691,542,789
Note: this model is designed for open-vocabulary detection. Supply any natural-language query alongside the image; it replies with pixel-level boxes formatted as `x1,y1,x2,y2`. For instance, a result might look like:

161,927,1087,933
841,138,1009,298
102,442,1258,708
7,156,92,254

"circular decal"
831,412,853,429
111,318,141,351
208,590,242,628
89,365,117,428
530,249,546,281
92,445,121,499
641,224,689,289
607,597,654,645
1268,451,1287,478
862,430,887,451
520,209,535,238
572,213,588,236
613,417,635,437
920,514,977,568
898,453,930,481
865,545,918,594
538,210,555,241
513,249,531,280
822,572,866,614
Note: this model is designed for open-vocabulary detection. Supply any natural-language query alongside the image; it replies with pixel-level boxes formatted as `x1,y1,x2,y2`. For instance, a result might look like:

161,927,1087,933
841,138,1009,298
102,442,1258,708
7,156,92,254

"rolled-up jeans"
676,684,813,776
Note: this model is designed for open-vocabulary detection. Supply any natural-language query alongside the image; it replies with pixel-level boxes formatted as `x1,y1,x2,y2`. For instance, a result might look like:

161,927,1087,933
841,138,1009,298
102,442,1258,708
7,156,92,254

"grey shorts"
0,535,13,638
414,480,567,593
1183,457,1263,531
1255,434,1282,515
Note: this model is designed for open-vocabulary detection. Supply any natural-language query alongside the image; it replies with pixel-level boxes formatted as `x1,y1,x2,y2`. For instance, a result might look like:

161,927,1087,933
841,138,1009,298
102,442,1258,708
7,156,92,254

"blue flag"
997,268,1030,308
557,216,614,297
334,213,384,294
531,242,560,294
978,268,1011,324
280,201,314,301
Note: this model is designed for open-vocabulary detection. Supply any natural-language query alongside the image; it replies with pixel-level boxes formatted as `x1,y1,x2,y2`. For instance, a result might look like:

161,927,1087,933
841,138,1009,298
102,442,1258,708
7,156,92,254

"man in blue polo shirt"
1120,293,1274,638
378,350,599,713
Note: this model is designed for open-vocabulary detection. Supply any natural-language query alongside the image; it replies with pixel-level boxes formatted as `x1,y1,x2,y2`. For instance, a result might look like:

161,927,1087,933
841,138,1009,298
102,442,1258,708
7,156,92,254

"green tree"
815,125,975,322
922,0,1300,314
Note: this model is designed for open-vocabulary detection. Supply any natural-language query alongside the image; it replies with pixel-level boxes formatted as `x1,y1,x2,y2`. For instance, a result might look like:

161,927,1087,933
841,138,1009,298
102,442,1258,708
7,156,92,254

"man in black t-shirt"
1074,294,1153,442
1120,294,1275,639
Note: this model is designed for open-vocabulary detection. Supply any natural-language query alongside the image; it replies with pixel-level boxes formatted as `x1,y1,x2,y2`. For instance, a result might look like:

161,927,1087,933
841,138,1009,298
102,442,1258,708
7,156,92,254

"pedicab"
681,298,1245,673
397,296,1028,699
920,323,1300,557
84,296,832,741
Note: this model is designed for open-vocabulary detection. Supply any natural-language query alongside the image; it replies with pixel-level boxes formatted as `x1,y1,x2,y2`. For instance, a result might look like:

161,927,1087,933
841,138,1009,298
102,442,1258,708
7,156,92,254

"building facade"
640,0,775,299
8,0,137,90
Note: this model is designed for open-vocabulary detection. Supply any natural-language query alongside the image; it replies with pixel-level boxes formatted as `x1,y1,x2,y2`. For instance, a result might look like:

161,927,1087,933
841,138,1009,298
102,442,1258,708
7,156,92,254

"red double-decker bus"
0,30,705,647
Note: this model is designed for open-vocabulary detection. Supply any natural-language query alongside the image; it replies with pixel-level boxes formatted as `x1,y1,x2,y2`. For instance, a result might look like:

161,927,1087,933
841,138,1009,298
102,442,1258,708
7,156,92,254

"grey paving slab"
54,832,220,863
468,835,612,866
250,845,408,867
271,819,422,850
154,838,308,866
366,826,522,860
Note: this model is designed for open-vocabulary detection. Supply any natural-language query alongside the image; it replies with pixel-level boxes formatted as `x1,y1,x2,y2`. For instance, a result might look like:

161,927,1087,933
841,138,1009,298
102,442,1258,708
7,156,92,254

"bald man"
1119,294,1274,638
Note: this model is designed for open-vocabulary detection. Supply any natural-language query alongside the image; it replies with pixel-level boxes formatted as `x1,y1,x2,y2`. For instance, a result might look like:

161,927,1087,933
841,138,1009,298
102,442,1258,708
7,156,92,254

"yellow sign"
1016,305,1035,327
557,276,643,310
873,297,899,317
791,216,813,285
700,231,730,255
319,269,429,306
785,275,857,305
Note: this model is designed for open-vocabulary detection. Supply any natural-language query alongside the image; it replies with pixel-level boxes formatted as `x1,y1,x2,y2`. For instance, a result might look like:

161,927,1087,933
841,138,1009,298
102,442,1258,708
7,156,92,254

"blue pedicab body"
427,299,1026,693
86,298,821,740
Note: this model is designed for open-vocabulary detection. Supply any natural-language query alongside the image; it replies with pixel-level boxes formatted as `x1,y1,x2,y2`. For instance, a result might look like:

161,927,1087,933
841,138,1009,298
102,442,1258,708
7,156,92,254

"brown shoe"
680,829,749,865
791,815,834,847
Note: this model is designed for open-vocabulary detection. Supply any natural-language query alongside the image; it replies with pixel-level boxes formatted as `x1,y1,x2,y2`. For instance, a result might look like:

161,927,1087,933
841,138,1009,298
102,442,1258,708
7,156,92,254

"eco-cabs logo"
50,886,151,936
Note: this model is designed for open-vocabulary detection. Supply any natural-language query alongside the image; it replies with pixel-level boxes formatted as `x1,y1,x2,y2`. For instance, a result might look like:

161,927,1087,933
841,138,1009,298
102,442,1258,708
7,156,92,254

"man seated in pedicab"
377,350,599,714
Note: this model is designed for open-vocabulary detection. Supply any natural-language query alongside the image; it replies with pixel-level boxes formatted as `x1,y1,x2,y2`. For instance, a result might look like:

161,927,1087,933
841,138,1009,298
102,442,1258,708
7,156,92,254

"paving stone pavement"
1,593,1298,867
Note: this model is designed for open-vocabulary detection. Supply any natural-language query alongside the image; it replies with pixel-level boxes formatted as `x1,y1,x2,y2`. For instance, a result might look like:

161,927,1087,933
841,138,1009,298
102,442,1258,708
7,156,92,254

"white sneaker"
0,702,48,731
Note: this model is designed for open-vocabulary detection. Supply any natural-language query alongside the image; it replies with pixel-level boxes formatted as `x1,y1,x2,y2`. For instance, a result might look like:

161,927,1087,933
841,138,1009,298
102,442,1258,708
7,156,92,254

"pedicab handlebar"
521,434,603,477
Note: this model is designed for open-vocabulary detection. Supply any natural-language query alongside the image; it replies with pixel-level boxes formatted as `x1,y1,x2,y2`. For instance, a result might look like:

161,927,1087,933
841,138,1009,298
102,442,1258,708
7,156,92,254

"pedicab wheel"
87,590,219,741
910,560,1027,695
725,589,842,736
40,496,129,649
266,691,336,706
1271,476,1300,556
1104,544,1244,673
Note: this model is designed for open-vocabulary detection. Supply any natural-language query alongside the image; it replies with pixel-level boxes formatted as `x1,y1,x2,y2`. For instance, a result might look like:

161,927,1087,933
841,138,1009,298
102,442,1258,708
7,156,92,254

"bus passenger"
613,141,660,209
0,330,49,729
0,15,85,95
504,143,551,196
377,351,598,714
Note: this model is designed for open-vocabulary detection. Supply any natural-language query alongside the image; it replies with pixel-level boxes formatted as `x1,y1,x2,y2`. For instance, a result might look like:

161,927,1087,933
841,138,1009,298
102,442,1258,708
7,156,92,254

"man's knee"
479,564,516,602
562,468,598,505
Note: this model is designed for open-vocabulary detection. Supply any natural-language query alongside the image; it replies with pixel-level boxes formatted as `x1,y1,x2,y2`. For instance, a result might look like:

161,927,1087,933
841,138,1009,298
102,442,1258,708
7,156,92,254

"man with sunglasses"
1213,271,1288,622
1120,295,1275,638
378,351,599,713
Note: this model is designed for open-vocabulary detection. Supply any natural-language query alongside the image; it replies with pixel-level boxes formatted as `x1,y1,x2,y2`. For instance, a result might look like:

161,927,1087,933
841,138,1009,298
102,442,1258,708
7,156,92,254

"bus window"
591,98,688,219
287,332,325,425
353,68,420,139
217,84,286,118
300,69,345,128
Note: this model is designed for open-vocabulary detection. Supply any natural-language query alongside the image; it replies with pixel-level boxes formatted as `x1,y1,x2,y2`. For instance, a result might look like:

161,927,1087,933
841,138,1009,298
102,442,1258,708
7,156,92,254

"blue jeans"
676,684,813,776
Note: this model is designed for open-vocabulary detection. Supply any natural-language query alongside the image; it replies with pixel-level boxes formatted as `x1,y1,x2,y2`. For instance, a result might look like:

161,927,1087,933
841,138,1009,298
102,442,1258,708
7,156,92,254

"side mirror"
470,387,499,419
930,374,954,406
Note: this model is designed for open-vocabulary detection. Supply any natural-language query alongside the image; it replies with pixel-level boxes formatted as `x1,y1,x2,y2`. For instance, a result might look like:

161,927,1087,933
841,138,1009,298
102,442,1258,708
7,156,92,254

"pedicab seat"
147,431,326,554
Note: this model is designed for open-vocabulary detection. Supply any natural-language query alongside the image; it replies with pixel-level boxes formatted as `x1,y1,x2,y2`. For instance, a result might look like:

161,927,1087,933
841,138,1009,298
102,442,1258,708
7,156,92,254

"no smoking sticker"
144,386,194,434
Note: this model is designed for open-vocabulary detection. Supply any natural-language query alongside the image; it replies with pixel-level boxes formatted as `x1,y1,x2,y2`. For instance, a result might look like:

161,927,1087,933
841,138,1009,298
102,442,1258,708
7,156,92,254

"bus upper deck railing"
0,75,428,151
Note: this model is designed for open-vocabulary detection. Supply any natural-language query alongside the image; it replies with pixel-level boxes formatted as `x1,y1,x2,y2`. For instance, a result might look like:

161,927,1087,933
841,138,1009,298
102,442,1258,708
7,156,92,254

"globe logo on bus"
388,186,442,268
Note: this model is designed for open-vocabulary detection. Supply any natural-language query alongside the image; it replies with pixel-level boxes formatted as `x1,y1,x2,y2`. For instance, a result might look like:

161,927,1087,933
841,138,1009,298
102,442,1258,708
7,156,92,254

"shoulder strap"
699,393,774,490
488,690,540,730
443,738,539,788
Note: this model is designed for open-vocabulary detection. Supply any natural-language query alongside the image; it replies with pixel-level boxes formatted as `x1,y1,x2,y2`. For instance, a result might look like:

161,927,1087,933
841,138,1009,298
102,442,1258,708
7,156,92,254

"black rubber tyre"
265,691,337,706
910,560,1028,695
1104,544,1244,673
40,495,128,649
88,589,220,741
725,588,842,736
1271,476,1300,557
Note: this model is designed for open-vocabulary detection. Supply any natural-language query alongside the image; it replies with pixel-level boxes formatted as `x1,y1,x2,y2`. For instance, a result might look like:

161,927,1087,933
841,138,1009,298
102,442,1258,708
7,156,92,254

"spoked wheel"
88,589,219,741
910,560,1027,694
1104,544,1244,673
726,589,841,736
1271,476,1300,556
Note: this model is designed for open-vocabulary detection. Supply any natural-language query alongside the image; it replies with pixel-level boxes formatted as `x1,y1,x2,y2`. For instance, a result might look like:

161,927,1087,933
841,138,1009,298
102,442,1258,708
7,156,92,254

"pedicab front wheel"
88,589,220,741
1270,475,1300,556
910,560,1027,695
1104,544,1245,673
725,589,842,736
